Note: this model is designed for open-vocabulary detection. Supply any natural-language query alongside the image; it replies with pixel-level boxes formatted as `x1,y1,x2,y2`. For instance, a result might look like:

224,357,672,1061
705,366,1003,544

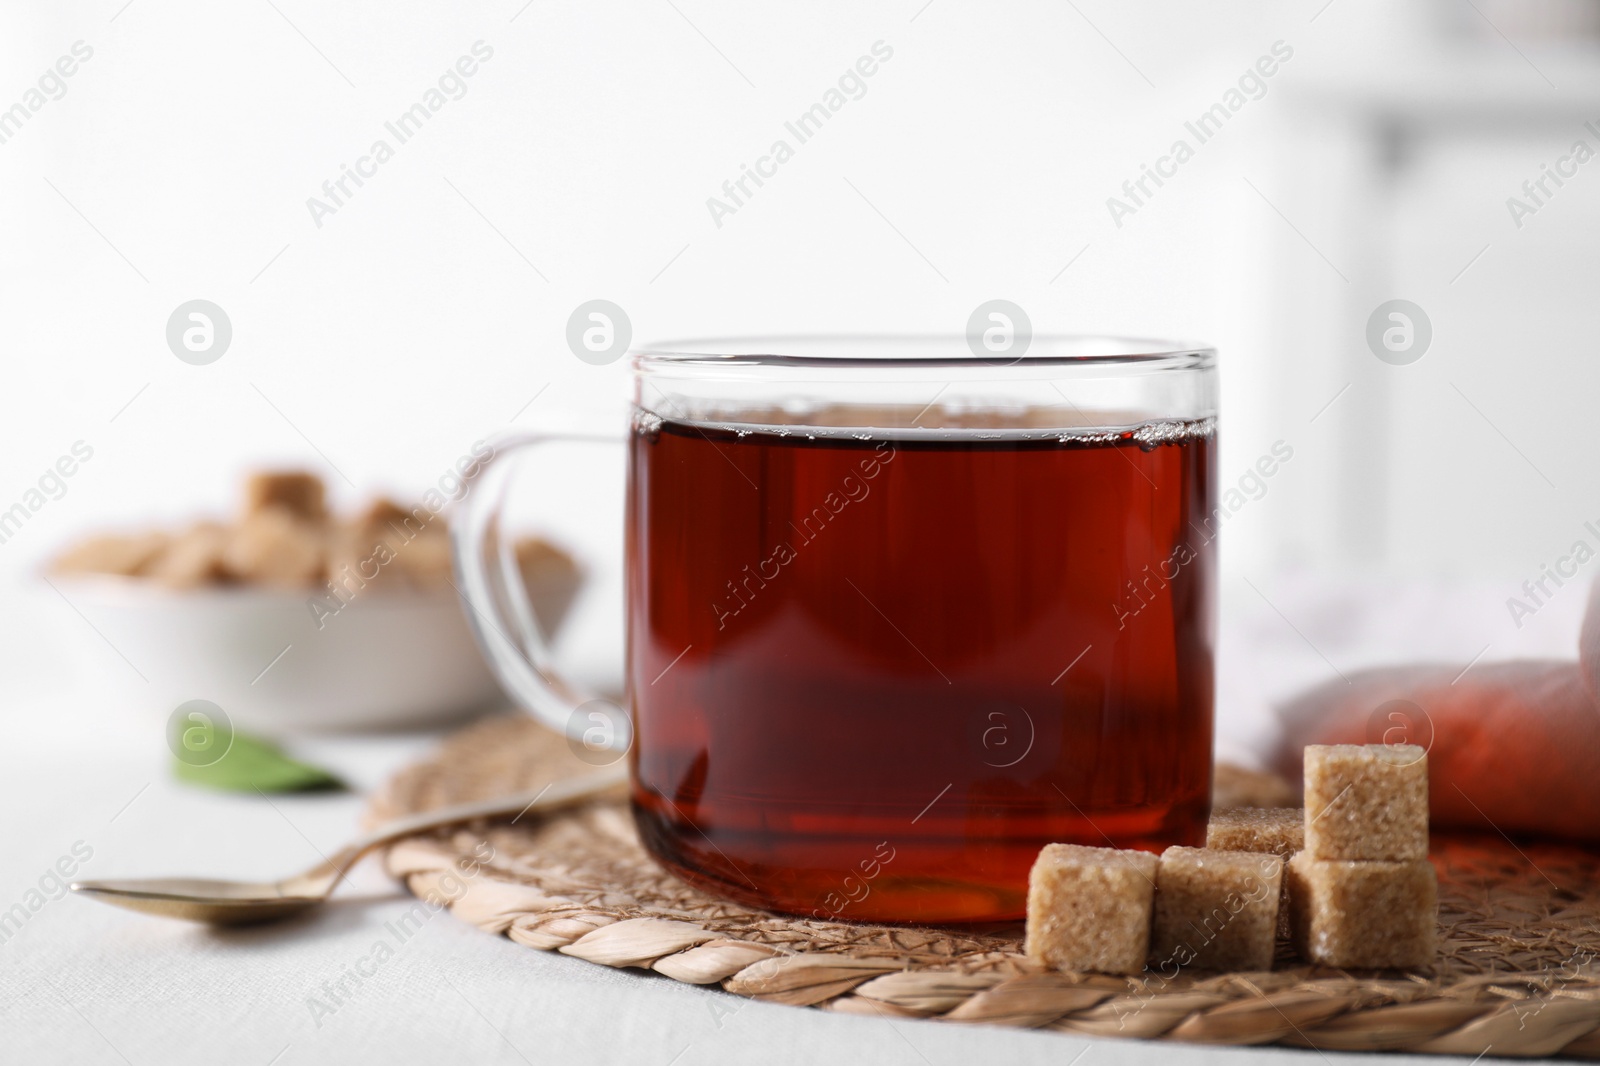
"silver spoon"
71,766,627,925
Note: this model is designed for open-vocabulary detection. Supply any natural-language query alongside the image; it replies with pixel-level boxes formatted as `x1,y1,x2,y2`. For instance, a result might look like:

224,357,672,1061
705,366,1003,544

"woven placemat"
370,716,1600,1058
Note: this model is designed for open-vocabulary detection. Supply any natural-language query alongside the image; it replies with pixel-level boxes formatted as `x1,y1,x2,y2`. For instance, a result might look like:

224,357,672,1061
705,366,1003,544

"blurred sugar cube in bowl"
46,470,581,734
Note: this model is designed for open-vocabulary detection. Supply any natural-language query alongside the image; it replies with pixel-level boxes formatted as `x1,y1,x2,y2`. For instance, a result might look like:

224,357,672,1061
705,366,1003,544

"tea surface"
627,413,1215,922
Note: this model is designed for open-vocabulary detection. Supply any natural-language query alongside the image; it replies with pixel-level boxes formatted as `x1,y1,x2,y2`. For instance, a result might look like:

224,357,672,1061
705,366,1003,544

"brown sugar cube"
1304,745,1429,860
221,509,324,587
321,527,391,594
1025,844,1157,975
1286,852,1437,970
390,525,453,586
1150,847,1283,972
515,536,577,583
52,532,170,577
1207,808,1305,858
146,522,231,587
243,471,327,523
323,500,417,589
1207,808,1304,938
352,497,413,536
517,537,582,638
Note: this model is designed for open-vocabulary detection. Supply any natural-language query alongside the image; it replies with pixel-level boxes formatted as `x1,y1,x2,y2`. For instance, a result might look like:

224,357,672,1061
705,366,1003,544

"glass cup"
454,336,1218,924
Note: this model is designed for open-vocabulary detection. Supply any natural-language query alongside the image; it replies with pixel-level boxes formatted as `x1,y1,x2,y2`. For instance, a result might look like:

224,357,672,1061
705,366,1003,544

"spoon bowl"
72,767,627,925
71,880,323,924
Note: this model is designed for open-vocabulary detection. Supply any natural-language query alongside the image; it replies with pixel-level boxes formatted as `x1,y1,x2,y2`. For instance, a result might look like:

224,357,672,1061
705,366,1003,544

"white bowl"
48,574,562,734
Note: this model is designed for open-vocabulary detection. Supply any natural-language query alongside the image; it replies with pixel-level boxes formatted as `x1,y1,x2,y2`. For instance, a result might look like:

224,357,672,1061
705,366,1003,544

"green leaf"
173,732,345,793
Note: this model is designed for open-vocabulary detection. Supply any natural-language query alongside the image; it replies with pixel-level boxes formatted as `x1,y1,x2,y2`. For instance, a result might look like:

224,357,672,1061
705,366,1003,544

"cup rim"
633,334,1215,372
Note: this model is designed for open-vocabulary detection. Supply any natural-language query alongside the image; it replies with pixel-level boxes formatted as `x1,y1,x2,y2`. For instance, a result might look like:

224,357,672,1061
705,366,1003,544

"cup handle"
450,431,630,753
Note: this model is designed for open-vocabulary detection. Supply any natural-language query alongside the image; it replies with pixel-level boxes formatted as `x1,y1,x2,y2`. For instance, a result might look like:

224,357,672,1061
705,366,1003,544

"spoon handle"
315,765,629,882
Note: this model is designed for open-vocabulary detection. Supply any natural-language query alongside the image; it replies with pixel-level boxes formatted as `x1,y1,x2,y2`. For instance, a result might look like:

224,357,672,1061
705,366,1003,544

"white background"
6,0,1600,729
4,1,1600,625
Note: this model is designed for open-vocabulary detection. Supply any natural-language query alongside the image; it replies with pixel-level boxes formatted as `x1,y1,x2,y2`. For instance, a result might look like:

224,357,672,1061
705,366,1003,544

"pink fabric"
1272,583,1600,844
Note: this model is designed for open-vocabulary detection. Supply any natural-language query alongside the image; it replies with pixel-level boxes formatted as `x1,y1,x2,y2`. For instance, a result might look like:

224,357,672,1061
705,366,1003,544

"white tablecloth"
3,570,1578,1065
